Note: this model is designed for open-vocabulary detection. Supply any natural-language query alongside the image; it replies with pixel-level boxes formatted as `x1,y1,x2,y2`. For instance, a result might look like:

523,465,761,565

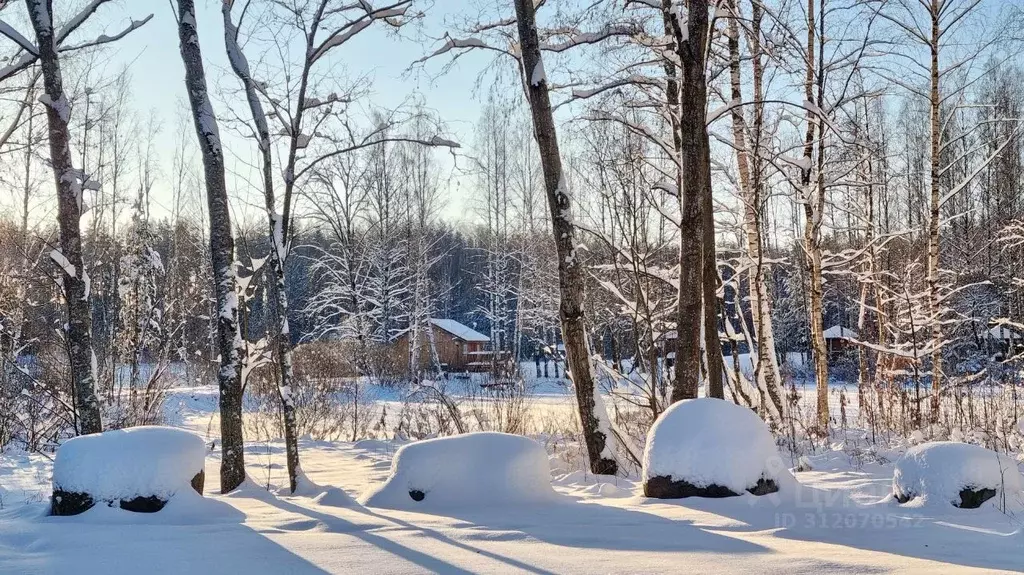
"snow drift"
51,426,206,515
360,432,557,509
291,472,357,507
892,441,1024,510
642,398,790,498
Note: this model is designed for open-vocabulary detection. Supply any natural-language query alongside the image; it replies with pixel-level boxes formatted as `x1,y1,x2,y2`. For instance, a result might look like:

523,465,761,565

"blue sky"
103,0,498,225
37,0,1023,233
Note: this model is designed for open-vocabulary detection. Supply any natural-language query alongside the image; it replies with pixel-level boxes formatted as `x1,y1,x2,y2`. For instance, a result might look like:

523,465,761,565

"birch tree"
878,0,1023,424
174,0,245,492
222,0,300,493
223,0,457,491
415,0,642,472
514,0,622,473
0,0,152,435
723,0,787,424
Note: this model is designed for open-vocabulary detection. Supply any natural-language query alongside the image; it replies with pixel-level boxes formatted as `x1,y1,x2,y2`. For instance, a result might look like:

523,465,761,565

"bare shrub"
12,343,75,451
103,358,172,430
292,341,359,381
245,344,377,442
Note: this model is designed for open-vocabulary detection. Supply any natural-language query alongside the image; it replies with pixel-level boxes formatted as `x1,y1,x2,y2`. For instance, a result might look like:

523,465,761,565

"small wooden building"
392,318,493,373
988,325,1022,357
822,325,858,357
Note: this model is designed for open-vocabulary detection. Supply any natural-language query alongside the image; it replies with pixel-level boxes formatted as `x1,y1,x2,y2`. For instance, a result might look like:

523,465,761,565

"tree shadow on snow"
385,498,769,556
0,499,332,575
257,492,769,574
257,494,539,574
649,483,1023,572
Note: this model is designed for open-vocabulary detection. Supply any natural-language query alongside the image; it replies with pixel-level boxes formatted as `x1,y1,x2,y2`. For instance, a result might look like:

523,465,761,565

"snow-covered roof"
988,325,1022,340
430,318,489,342
822,325,858,340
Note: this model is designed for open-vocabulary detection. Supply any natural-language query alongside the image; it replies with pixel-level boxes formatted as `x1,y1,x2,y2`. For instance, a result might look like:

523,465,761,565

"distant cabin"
658,329,749,367
392,319,493,373
987,325,1022,357
822,325,858,357
659,330,677,366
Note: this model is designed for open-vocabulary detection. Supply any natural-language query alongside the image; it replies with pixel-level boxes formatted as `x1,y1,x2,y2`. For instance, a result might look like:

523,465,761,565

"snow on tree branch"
623,0,662,9
414,35,511,65
652,180,679,197
59,15,153,53
469,17,516,33
50,249,76,278
0,52,36,83
570,74,663,100
0,19,38,55
55,0,110,43
539,24,637,53
308,1,411,64
428,135,460,148
0,2,152,83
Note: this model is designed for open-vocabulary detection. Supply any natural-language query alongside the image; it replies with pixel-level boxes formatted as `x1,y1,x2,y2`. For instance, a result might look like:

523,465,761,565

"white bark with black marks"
222,0,301,494
175,0,245,493
24,0,106,435
513,0,618,476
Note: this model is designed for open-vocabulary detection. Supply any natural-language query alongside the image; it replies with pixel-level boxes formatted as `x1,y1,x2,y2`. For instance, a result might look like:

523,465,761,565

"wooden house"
988,325,1023,358
392,319,493,373
822,325,858,358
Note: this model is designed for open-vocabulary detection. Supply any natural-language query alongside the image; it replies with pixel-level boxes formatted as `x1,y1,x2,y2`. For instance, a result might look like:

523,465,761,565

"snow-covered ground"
2,385,1023,574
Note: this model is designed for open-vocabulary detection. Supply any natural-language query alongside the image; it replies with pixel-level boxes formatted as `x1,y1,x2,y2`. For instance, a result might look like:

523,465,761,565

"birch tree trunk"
26,0,103,435
14,100,33,368
726,0,785,422
223,2,301,494
176,0,245,492
926,0,943,423
513,0,617,475
855,97,879,418
801,0,830,432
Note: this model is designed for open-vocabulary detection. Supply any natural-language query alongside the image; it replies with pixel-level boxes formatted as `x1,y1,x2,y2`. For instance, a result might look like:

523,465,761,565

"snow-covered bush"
642,398,791,498
892,441,1024,511
51,426,206,515
360,431,556,509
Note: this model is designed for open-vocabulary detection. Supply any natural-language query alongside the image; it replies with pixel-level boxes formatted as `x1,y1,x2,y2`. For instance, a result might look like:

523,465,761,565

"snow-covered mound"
360,432,557,509
892,441,1024,510
291,473,358,507
642,398,790,498
52,426,206,515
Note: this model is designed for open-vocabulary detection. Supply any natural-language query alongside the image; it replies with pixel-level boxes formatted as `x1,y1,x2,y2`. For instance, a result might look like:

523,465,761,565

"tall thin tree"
175,0,245,492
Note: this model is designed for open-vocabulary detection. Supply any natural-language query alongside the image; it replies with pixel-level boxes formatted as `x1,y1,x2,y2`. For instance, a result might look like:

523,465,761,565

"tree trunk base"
51,470,205,516
643,475,778,499
894,486,996,509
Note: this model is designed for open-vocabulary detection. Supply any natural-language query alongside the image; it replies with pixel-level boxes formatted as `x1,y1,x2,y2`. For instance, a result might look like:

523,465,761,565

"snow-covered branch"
0,20,38,55
309,1,411,64
540,24,637,53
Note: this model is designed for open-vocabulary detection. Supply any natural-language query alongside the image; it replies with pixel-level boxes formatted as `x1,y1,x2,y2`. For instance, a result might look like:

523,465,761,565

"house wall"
391,331,482,372
826,338,852,355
